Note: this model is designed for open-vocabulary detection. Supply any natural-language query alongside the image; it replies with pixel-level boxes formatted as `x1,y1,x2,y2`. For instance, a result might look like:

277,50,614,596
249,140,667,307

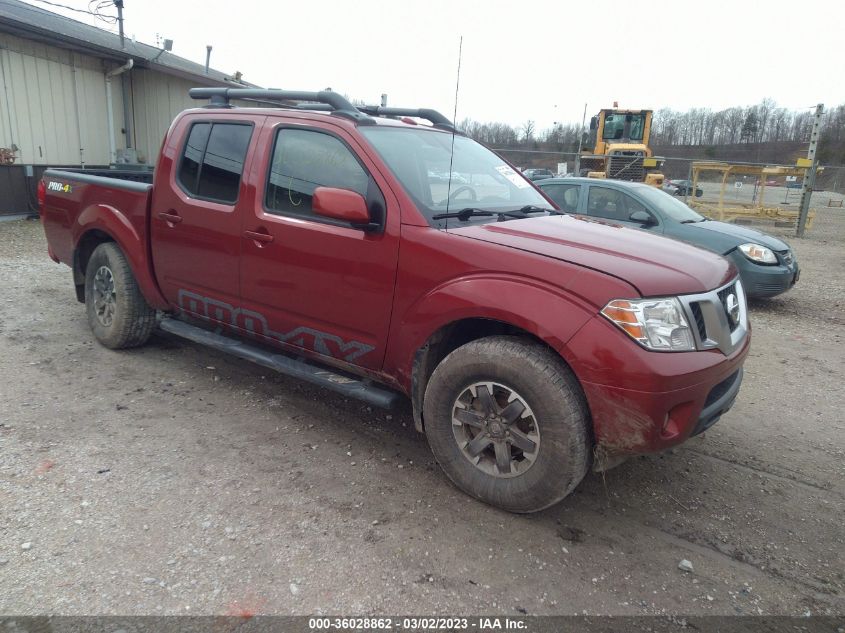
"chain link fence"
492,148,845,242
811,165,845,242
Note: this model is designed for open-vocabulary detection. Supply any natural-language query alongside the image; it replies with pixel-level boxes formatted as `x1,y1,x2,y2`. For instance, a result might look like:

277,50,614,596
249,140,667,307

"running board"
159,318,402,410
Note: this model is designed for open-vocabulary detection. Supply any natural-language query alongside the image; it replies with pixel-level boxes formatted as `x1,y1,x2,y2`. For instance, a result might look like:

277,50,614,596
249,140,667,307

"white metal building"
0,0,254,213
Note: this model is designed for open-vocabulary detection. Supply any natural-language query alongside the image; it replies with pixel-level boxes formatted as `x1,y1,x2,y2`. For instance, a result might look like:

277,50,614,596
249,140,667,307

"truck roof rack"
188,88,372,124
357,106,456,132
188,88,456,131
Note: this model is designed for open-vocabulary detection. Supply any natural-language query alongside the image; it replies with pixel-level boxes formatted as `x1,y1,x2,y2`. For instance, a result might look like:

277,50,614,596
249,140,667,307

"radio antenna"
444,35,463,229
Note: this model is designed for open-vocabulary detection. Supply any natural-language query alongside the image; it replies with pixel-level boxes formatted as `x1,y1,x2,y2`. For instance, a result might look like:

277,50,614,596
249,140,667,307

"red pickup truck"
39,88,749,513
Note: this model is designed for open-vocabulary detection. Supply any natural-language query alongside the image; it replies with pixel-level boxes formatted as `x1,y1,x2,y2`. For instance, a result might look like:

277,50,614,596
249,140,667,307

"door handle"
157,210,182,224
244,229,274,244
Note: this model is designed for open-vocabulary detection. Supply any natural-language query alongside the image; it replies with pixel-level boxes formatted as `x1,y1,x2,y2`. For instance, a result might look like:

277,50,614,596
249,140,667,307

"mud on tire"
84,242,156,349
423,336,591,513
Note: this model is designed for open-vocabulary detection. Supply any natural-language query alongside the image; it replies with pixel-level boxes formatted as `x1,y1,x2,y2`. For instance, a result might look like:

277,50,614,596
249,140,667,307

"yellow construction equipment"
688,162,819,228
579,106,665,187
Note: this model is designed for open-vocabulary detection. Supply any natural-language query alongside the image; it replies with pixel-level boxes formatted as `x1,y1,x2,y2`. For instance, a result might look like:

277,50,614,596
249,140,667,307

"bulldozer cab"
581,108,663,186
588,109,652,154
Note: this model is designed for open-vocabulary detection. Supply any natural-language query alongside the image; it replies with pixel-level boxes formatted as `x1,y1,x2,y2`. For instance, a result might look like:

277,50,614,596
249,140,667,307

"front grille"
690,302,707,340
752,281,790,293
678,278,747,356
779,250,794,267
608,155,644,181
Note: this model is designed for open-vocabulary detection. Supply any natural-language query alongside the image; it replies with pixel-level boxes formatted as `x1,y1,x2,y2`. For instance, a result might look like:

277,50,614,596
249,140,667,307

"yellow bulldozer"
579,107,665,187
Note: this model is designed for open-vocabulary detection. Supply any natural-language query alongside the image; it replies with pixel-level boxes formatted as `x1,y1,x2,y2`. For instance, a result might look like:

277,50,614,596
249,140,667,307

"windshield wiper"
432,206,554,222
432,208,496,221
517,205,559,215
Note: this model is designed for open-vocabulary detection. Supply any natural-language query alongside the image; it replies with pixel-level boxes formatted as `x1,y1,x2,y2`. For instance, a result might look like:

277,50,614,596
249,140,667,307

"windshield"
602,113,645,141
635,186,705,222
359,127,553,225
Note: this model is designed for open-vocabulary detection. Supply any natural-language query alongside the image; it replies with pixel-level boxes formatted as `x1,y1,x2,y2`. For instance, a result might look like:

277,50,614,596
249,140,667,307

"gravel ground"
0,218,843,617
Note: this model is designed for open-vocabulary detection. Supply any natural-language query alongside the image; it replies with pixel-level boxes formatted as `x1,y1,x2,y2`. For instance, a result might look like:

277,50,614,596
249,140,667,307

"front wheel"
423,336,591,513
84,242,156,349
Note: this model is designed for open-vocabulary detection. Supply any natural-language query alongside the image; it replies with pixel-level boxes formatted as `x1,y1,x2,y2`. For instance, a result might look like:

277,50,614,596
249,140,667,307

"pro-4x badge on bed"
47,181,72,193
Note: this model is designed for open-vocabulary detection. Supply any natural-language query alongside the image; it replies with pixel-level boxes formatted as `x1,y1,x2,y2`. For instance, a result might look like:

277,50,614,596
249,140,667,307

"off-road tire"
423,336,591,513
84,242,156,349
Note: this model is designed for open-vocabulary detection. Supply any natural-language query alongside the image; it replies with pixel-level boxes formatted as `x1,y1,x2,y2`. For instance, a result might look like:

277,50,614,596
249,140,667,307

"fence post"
797,103,824,237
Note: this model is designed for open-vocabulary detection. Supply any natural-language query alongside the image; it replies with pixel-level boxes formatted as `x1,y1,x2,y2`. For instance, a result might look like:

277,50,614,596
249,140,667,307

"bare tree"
520,120,536,144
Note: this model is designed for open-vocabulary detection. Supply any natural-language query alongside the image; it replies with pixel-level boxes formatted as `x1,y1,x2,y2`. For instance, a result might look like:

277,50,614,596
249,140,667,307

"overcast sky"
26,0,844,129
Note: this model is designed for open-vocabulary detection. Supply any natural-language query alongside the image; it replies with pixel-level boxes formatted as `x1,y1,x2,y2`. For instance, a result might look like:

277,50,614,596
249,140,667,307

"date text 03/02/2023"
307,616,528,630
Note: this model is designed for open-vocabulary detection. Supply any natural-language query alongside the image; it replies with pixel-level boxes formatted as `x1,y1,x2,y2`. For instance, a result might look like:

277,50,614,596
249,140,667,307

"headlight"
601,297,695,352
739,243,777,264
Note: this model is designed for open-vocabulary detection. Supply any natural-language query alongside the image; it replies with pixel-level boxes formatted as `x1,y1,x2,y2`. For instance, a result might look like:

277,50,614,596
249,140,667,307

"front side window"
359,126,553,225
177,122,252,203
586,187,648,222
635,185,704,223
177,123,210,194
265,129,369,217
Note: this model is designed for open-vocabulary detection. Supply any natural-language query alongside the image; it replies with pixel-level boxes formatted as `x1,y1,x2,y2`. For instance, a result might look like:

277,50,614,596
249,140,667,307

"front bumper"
732,252,800,299
689,366,743,436
564,314,750,456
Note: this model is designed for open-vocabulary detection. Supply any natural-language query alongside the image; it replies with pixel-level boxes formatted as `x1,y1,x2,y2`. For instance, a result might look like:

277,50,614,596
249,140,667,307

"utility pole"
114,0,125,49
112,0,133,156
796,103,824,237
574,102,587,176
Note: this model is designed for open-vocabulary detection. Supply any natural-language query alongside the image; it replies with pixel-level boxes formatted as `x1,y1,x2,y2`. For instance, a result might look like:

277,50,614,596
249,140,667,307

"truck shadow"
144,328,742,557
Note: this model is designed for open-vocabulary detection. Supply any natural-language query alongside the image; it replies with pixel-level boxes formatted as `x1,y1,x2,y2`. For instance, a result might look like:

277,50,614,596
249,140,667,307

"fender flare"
389,273,596,394
73,204,169,309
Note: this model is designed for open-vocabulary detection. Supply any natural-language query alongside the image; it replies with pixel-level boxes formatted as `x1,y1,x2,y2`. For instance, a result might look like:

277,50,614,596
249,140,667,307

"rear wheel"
84,242,155,349
423,336,591,513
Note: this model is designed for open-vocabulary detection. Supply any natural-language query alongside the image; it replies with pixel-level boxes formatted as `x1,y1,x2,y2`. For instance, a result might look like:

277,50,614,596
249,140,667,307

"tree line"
457,100,845,164
651,100,845,146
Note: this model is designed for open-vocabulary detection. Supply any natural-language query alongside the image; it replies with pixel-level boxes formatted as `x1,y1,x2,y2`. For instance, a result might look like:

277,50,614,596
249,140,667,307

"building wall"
129,69,202,165
0,31,124,166
0,32,227,214
0,32,217,170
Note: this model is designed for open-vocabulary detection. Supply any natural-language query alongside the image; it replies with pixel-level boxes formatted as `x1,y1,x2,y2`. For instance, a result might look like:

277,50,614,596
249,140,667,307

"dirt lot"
0,218,843,617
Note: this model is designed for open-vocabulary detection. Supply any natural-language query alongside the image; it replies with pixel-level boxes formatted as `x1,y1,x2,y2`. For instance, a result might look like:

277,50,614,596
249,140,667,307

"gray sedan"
536,177,799,299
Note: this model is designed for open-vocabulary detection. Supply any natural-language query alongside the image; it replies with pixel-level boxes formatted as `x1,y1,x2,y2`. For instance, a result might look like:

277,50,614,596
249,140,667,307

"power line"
25,0,117,23
89,0,118,24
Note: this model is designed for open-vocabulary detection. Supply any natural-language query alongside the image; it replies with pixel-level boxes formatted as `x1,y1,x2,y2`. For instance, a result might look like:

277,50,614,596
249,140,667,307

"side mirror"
312,187,372,228
629,210,655,225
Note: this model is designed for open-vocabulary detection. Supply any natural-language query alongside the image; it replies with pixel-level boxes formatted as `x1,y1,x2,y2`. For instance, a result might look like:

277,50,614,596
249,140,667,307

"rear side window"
265,128,369,217
177,122,253,203
542,184,580,212
178,123,210,192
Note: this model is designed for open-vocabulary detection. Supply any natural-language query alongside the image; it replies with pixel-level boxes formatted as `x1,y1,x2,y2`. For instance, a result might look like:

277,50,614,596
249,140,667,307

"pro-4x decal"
176,289,374,362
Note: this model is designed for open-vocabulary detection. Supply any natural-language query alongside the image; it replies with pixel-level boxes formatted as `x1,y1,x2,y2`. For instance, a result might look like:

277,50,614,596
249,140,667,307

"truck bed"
40,168,153,269
52,168,154,185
